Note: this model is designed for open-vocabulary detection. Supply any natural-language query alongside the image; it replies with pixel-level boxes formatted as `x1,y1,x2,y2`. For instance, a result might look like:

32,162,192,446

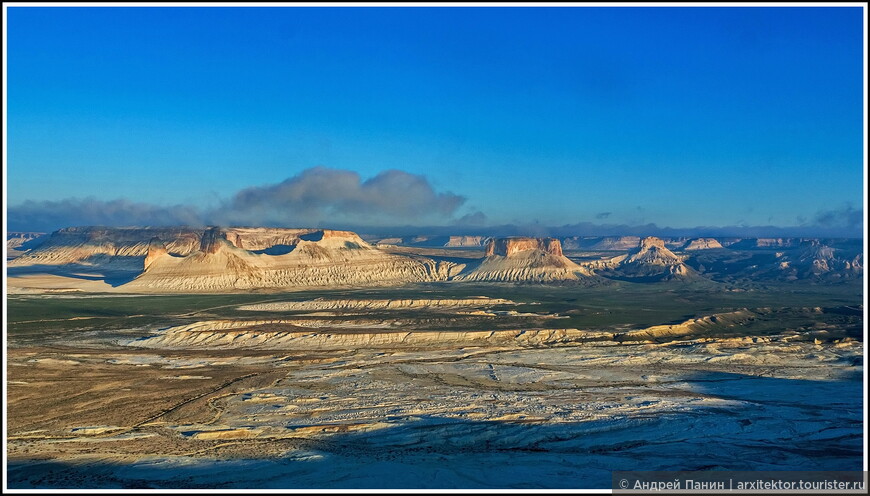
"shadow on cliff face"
251,244,297,255
7,371,863,489
6,255,144,287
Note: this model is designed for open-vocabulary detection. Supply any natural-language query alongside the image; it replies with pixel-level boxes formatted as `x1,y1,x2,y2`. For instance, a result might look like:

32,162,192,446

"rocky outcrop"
6,227,198,273
374,237,403,246
757,238,798,248
682,238,724,251
626,237,684,265
663,237,690,249
586,236,641,251
729,238,800,250
456,237,589,282
485,237,563,257
607,237,691,279
778,240,864,279
144,237,168,270
8,227,203,268
10,225,862,291
559,237,584,250
123,309,764,350
6,232,46,250
124,227,460,292
224,228,315,251
10,226,461,292
445,236,488,247
238,297,516,312
199,227,226,255
125,319,615,350
6,232,47,260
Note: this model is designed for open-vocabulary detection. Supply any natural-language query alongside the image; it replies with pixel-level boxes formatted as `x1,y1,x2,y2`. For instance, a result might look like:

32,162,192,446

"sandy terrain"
6,291,864,489
7,339,862,489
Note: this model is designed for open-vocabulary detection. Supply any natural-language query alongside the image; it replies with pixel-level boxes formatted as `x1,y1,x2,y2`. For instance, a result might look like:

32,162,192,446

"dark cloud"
812,204,863,229
595,212,612,219
454,211,487,226
212,167,466,226
7,198,203,233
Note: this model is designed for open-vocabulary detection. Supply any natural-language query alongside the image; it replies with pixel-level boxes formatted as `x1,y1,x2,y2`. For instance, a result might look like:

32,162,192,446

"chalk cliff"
455,237,590,282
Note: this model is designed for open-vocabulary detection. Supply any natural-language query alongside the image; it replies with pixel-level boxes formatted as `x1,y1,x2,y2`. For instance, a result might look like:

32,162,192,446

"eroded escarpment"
10,226,462,292
122,307,846,351
237,297,516,312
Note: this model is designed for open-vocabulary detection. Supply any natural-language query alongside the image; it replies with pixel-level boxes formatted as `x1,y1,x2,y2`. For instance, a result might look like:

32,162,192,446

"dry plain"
6,281,864,489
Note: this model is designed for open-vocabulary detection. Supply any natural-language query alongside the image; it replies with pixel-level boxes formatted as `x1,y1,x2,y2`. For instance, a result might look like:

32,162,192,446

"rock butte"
600,236,691,278
144,237,168,270
627,237,684,265
485,237,563,257
445,236,488,247
455,237,591,282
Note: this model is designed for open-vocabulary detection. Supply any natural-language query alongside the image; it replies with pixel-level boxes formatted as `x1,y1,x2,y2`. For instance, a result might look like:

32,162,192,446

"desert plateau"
4,227,864,488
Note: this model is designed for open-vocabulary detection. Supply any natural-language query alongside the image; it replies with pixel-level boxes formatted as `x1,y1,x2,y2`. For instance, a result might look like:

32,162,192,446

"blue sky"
5,6,865,233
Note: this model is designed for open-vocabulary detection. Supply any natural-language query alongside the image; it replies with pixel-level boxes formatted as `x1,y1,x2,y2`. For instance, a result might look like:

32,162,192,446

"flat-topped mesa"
319,229,359,239
120,226,457,291
297,229,372,251
7,226,202,270
756,238,798,248
588,236,641,251
485,237,563,257
199,227,226,254
144,237,168,269
682,238,724,251
445,236,488,247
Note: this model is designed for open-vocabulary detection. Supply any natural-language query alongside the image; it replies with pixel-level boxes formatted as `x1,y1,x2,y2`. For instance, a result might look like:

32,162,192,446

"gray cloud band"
8,167,471,232
6,167,864,238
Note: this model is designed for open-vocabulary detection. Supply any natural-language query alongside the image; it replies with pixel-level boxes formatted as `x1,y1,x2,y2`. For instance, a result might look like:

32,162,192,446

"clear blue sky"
6,6,865,230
